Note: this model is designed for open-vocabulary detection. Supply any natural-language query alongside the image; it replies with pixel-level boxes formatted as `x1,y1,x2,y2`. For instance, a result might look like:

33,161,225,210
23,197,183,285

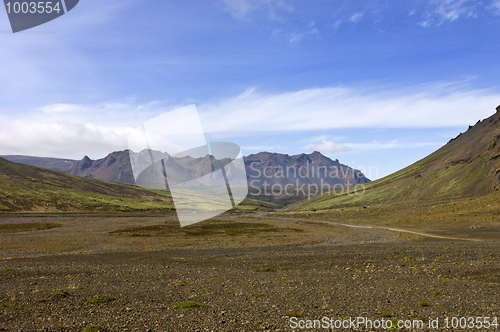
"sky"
1,0,500,179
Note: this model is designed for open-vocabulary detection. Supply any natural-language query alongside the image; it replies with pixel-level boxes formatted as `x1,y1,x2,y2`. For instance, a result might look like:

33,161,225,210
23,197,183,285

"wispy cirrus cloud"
198,80,500,133
37,103,86,113
31,100,173,125
306,138,443,156
419,0,478,27
288,28,318,44
308,140,351,154
349,12,364,23
273,21,319,44
241,145,281,152
219,0,292,20
490,0,500,15
345,140,442,151
331,19,343,29
2,80,499,159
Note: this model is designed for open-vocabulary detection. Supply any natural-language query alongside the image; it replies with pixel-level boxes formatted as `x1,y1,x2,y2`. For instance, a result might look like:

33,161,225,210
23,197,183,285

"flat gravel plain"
0,216,499,331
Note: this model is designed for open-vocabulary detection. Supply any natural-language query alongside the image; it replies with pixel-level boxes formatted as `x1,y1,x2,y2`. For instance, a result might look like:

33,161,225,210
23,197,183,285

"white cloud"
289,28,318,44
419,0,478,27
418,20,432,28
273,26,319,44
332,19,342,30
2,81,499,159
490,0,500,15
436,0,470,21
31,100,175,126
349,12,364,23
0,120,133,159
306,138,442,156
300,134,345,144
198,81,500,133
0,100,182,159
220,0,292,20
345,140,442,151
308,140,351,154
241,145,280,152
37,103,85,113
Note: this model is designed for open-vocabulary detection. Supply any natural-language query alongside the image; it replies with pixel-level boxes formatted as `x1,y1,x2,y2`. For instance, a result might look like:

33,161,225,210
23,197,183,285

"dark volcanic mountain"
2,150,369,189
244,151,370,188
67,150,135,184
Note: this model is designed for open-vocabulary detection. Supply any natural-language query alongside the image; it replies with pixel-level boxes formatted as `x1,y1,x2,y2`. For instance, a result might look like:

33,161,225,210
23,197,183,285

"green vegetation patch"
381,311,393,318
111,220,286,237
49,291,72,300
54,322,65,329
85,296,116,305
61,191,174,212
0,203,11,211
82,325,102,332
0,222,61,232
418,299,430,307
172,301,206,309
0,302,11,309
283,310,303,318
254,268,276,272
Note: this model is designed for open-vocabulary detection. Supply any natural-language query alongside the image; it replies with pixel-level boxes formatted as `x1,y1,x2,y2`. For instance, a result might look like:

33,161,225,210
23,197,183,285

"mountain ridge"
1,150,370,188
245,151,369,188
0,157,281,213
0,155,75,172
66,150,136,184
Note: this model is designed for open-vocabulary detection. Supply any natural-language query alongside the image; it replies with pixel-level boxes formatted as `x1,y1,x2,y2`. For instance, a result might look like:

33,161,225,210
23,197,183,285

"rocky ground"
0,216,499,331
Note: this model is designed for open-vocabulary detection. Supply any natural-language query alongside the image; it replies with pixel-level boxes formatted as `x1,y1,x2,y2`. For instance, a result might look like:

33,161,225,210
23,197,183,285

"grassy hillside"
288,107,500,213
0,158,279,214
0,157,176,213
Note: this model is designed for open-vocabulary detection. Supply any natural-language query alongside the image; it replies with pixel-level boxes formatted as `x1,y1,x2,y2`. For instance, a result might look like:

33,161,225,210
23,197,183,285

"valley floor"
0,215,499,331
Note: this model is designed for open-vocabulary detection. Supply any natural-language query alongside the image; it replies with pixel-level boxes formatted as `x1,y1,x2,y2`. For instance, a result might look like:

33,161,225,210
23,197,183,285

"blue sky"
1,0,500,179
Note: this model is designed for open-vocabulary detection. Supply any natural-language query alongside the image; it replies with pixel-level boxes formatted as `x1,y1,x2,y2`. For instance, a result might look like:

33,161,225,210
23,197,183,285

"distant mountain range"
4,105,500,214
0,157,280,213
1,150,370,188
2,151,135,183
0,155,75,172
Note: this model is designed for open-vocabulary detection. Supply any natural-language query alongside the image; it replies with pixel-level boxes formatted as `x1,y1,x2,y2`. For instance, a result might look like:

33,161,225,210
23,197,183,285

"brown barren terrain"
0,214,499,332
